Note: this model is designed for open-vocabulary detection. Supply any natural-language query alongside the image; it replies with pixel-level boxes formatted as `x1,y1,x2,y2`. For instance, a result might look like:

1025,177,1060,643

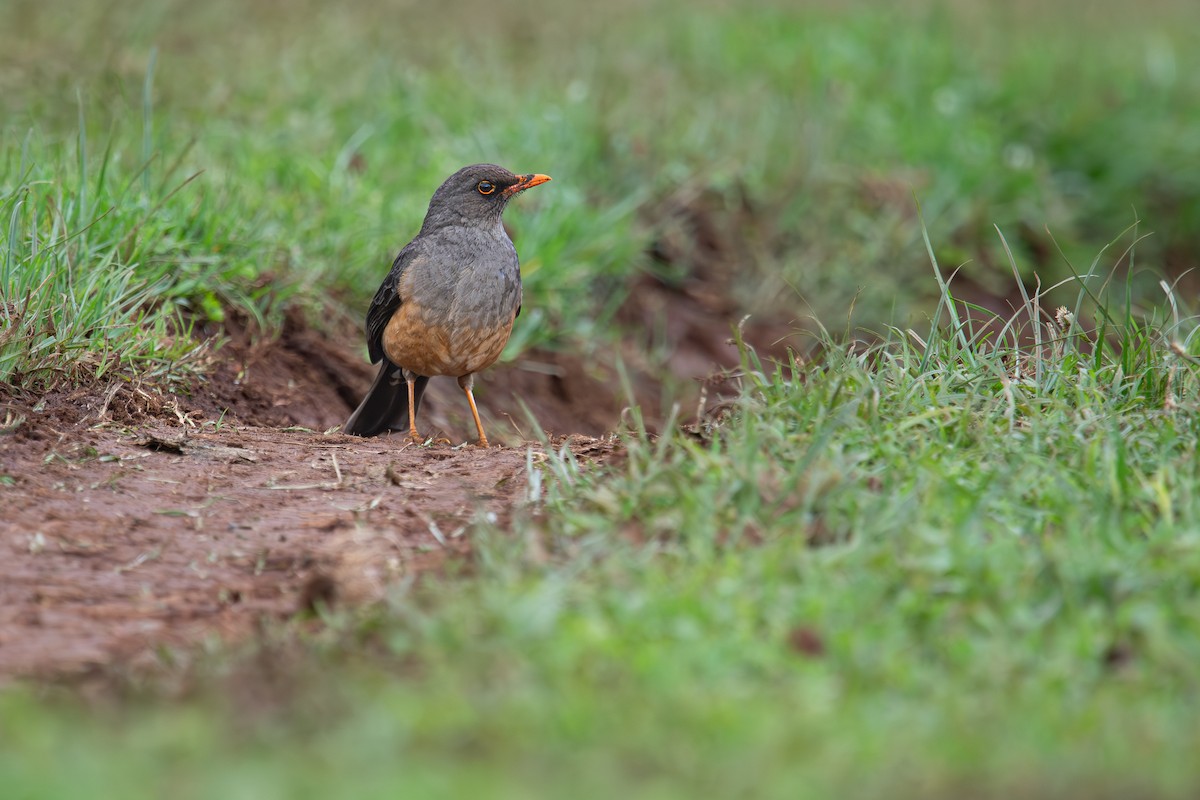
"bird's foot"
410,432,453,447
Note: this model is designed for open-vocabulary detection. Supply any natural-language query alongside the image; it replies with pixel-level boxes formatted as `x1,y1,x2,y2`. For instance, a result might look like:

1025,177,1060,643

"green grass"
5,0,1200,796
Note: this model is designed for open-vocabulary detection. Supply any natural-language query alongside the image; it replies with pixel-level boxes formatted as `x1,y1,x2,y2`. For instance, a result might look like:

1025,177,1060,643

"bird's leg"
458,374,489,448
406,372,422,444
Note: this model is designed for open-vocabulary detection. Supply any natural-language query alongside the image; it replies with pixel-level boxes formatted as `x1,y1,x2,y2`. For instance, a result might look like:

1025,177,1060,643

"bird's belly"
383,303,515,377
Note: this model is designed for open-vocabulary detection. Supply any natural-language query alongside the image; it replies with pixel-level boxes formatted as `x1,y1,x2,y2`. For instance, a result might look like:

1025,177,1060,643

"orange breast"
382,304,515,377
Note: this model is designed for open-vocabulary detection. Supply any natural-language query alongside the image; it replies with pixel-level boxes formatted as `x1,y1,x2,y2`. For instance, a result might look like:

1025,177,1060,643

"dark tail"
343,360,429,437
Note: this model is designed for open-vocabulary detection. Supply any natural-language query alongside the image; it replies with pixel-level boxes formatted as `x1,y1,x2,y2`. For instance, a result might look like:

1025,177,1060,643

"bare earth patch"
0,420,595,680
0,321,628,681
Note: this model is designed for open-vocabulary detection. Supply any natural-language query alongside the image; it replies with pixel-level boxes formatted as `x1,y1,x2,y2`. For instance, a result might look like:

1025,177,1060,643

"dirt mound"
189,308,656,441
186,275,801,445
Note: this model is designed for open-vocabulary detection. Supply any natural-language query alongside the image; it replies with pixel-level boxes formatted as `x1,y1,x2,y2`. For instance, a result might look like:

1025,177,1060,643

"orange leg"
459,374,489,447
407,375,422,444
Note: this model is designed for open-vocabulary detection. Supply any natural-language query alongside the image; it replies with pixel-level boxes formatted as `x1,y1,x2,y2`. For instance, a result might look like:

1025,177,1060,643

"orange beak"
504,173,552,197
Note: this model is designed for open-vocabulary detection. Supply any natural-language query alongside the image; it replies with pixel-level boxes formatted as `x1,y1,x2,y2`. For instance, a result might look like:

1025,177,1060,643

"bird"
343,163,551,447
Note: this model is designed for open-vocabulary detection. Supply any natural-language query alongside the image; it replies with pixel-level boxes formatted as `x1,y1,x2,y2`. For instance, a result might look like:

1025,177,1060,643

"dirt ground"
1,257,801,681
0,332,629,682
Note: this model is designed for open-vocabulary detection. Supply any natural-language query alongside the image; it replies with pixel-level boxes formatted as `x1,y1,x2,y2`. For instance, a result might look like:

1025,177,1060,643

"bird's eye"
477,181,495,195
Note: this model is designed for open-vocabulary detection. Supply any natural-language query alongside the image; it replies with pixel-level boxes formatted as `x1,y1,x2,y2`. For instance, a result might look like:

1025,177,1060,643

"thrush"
343,164,551,446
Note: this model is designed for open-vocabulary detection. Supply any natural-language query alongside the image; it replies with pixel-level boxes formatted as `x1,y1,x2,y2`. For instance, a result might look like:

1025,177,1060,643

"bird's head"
421,163,551,231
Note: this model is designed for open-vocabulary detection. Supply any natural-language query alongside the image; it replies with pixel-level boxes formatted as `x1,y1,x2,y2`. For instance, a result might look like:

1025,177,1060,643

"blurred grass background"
3,0,1198,383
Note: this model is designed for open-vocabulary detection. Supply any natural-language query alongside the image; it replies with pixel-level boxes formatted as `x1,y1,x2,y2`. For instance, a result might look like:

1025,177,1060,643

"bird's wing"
365,243,423,364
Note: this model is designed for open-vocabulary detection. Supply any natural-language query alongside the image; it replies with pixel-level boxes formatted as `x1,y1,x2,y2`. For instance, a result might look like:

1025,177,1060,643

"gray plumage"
344,164,549,440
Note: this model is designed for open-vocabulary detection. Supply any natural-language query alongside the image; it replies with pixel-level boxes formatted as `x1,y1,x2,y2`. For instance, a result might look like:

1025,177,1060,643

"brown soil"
0,367,624,682
0,255,802,681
